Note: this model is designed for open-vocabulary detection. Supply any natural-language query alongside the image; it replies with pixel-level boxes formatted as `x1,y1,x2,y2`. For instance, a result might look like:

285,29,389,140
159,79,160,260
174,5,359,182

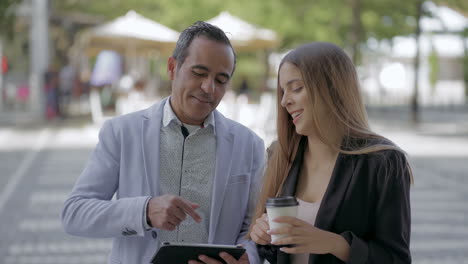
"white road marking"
0,129,50,213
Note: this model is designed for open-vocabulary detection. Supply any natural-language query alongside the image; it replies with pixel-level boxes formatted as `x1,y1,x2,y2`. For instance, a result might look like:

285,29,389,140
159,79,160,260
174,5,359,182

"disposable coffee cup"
265,196,299,243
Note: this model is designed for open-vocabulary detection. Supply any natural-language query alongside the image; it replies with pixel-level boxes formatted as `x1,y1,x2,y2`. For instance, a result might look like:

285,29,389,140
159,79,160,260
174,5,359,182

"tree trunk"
0,37,3,111
30,0,50,120
349,0,362,65
463,29,468,102
262,49,270,92
411,0,423,124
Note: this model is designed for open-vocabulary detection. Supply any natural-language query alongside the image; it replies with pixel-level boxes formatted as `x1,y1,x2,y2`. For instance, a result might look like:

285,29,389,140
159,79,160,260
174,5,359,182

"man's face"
168,37,235,125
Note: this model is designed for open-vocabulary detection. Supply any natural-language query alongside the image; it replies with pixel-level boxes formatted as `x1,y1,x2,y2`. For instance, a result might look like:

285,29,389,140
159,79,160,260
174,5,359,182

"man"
61,21,264,264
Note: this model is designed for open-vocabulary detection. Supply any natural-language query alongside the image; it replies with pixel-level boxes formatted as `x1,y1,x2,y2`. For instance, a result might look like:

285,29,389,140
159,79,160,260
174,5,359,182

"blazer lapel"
208,112,234,243
306,154,354,264
280,137,307,196
141,99,166,196
279,140,354,264
314,153,354,230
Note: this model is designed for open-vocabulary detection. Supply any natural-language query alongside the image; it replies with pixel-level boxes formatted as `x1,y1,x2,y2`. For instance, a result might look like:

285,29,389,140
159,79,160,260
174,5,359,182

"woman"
249,42,412,264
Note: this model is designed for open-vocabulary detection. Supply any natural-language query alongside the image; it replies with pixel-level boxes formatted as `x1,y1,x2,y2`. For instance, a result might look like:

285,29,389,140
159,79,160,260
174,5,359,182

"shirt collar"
163,97,216,130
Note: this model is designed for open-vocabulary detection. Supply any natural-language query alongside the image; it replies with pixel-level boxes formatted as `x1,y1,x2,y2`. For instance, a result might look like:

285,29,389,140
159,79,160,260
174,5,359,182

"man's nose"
201,78,215,94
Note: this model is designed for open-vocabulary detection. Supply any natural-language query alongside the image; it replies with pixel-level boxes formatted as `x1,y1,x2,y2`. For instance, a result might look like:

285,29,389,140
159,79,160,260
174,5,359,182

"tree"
0,0,22,39
412,0,423,124
349,0,363,64
49,0,468,98
410,0,467,123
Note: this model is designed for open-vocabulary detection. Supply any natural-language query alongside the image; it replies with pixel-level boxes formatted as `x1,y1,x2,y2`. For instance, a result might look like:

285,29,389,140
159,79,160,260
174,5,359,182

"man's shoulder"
106,101,162,130
108,108,147,127
217,112,262,142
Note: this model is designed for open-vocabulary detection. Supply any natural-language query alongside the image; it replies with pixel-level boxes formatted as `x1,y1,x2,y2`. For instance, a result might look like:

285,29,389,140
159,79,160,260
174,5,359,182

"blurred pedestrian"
44,64,60,120
114,72,134,115
62,21,265,264
1,55,9,109
16,83,29,110
249,42,413,264
89,50,122,122
58,59,75,118
1,55,8,74
239,76,250,95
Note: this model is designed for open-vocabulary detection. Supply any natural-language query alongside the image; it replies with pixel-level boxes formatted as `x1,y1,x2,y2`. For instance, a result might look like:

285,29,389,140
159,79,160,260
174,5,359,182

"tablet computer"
151,242,246,264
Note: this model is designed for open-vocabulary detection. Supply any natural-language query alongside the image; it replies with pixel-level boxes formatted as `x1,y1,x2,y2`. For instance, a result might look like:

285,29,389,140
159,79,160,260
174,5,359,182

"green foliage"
50,0,467,51
465,52,468,97
1,0,465,97
46,0,468,93
0,0,22,39
438,0,468,12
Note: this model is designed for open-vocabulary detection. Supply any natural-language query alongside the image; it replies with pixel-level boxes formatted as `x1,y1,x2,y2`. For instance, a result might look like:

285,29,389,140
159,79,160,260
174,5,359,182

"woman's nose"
280,93,291,108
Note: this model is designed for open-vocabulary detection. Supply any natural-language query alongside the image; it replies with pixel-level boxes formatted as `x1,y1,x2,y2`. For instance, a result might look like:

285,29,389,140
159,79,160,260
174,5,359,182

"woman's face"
279,62,316,136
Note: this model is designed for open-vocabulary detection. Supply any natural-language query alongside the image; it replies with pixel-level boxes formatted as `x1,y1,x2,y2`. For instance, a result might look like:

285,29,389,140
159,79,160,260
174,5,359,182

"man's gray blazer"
61,98,265,264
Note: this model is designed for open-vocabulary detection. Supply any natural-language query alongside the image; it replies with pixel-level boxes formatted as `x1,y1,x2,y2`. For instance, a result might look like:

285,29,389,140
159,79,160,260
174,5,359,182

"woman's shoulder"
365,150,411,187
350,139,406,166
344,135,394,149
344,135,410,177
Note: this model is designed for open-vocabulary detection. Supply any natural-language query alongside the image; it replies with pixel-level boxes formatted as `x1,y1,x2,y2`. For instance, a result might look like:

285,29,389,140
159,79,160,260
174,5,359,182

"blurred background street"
1,0,467,263
1,105,468,264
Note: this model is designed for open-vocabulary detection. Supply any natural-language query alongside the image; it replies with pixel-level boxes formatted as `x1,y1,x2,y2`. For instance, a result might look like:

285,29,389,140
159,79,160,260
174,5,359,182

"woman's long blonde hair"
248,42,412,237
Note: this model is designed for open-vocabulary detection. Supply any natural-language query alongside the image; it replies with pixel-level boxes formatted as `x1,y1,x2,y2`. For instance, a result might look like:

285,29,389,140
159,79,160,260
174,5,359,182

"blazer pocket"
108,239,121,263
109,254,121,264
228,174,248,185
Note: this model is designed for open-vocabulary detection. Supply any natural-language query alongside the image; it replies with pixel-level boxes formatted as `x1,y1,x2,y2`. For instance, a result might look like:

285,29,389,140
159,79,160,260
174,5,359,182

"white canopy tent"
78,10,179,56
71,11,181,123
206,11,280,52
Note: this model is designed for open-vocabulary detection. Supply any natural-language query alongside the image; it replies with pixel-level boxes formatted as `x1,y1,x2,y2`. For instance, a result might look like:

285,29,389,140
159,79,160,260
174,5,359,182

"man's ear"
167,57,177,80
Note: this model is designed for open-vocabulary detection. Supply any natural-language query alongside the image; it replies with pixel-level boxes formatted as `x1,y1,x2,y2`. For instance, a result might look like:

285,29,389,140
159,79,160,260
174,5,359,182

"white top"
291,198,321,264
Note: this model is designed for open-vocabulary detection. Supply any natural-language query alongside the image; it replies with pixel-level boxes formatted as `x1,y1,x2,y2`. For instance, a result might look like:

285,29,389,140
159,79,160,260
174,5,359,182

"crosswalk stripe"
411,201,468,211
9,240,111,255
412,223,468,235
412,210,467,222
19,219,62,232
29,191,70,204
413,168,468,191
38,176,77,185
410,190,462,200
28,204,61,215
5,254,108,264
411,239,468,251
412,256,468,264
0,129,50,213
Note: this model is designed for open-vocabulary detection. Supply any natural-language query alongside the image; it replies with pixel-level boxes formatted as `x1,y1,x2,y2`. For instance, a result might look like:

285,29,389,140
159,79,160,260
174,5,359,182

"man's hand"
147,195,201,230
188,252,249,264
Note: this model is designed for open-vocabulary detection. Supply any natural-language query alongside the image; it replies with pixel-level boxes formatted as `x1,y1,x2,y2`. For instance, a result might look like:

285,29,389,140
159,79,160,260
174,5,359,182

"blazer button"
152,231,158,239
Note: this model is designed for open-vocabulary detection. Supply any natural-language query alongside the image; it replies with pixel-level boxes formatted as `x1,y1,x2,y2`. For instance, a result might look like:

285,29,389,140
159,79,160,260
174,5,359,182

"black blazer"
259,137,411,264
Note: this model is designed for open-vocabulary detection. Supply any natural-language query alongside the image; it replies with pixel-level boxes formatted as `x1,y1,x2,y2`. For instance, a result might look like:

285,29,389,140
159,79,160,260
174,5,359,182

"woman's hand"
268,216,350,261
250,213,272,245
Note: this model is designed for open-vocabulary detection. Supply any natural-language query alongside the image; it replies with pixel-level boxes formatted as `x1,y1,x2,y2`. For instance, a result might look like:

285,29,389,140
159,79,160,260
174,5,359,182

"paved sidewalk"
0,106,467,263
